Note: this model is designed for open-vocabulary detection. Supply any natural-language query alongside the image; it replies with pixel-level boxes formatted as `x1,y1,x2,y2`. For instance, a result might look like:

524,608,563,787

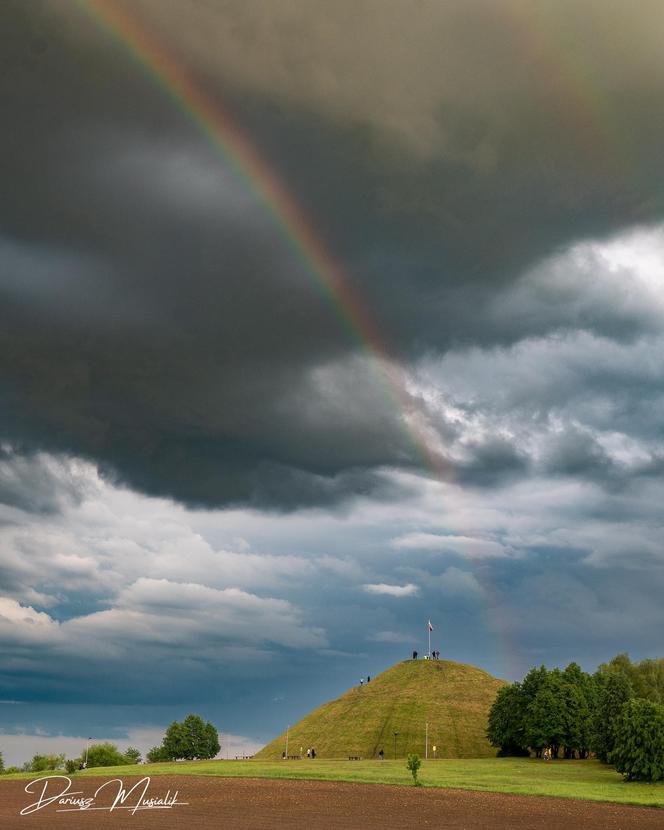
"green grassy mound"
256,659,505,760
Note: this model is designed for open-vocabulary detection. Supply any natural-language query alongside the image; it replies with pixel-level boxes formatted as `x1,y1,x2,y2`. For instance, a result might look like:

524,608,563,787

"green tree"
592,670,632,763
521,665,553,757
123,747,142,765
559,680,589,758
598,653,664,704
612,698,664,781
406,753,422,785
520,665,549,707
560,663,595,758
487,684,529,756
146,745,171,763
525,681,565,757
162,715,220,761
84,742,130,768
0,750,4,774
26,753,65,772
521,664,596,759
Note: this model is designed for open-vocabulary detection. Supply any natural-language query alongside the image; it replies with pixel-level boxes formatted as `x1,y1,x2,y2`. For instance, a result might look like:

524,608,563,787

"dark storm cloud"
2,1,664,508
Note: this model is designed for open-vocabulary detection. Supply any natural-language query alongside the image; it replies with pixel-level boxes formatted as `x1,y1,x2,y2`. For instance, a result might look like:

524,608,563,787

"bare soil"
1,775,661,829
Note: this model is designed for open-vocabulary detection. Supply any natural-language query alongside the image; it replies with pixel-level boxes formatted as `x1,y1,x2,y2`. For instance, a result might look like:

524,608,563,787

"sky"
1,0,664,766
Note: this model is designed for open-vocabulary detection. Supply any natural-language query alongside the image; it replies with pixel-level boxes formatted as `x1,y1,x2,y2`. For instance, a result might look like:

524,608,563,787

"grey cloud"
540,426,615,480
391,533,509,559
2,3,664,507
125,0,664,163
0,464,662,716
489,226,664,342
0,577,327,703
0,450,91,515
456,437,530,488
362,582,418,597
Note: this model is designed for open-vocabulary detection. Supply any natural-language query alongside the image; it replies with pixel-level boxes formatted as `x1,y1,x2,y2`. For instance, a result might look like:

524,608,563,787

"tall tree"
525,678,565,757
560,663,595,758
487,684,529,756
612,699,664,781
592,671,633,763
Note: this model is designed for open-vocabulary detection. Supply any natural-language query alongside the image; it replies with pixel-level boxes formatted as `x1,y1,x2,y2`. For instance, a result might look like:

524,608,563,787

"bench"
348,756,362,760
285,755,302,760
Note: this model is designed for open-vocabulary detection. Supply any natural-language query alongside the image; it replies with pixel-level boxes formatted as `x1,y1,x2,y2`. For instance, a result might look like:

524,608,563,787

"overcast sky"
1,0,664,766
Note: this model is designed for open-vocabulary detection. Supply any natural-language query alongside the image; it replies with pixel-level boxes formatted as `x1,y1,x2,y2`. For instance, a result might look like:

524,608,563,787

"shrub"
84,742,130,768
25,754,65,772
406,753,422,786
612,698,664,781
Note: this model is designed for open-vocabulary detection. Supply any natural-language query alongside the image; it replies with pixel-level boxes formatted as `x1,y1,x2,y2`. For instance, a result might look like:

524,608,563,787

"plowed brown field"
1,775,661,829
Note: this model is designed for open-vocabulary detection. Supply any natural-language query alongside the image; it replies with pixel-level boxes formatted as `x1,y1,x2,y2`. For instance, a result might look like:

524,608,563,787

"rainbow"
75,0,522,673
75,0,443,472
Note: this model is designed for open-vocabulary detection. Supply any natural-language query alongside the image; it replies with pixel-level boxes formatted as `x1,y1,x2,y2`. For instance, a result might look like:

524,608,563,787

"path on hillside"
2,775,661,829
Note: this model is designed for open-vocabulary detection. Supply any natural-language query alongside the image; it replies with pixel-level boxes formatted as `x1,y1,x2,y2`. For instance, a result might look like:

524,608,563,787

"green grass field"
3,758,663,808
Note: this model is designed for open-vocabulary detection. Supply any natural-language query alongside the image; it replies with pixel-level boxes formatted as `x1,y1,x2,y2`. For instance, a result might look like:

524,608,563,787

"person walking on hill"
378,749,384,761
311,748,316,759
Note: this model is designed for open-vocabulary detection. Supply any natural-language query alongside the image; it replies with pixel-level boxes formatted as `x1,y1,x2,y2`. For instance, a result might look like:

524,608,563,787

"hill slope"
257,659,505,760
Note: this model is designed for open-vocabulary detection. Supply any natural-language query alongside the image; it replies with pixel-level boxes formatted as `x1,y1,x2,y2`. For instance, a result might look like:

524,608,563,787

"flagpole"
428,622,431,658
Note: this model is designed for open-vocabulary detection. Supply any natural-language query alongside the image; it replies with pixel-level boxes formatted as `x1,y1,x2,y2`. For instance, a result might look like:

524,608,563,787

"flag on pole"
428,620,433,632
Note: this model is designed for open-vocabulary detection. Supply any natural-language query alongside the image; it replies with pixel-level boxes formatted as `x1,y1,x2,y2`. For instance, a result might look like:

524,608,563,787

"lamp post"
393,731,399,760
84,737,92,768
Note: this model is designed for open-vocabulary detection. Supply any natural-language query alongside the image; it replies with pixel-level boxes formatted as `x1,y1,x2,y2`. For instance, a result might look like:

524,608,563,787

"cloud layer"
1,1,664,760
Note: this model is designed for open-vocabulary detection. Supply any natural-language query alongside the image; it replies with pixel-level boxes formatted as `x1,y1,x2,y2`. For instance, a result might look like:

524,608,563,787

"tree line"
487,653,664,781
0,713,219,774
